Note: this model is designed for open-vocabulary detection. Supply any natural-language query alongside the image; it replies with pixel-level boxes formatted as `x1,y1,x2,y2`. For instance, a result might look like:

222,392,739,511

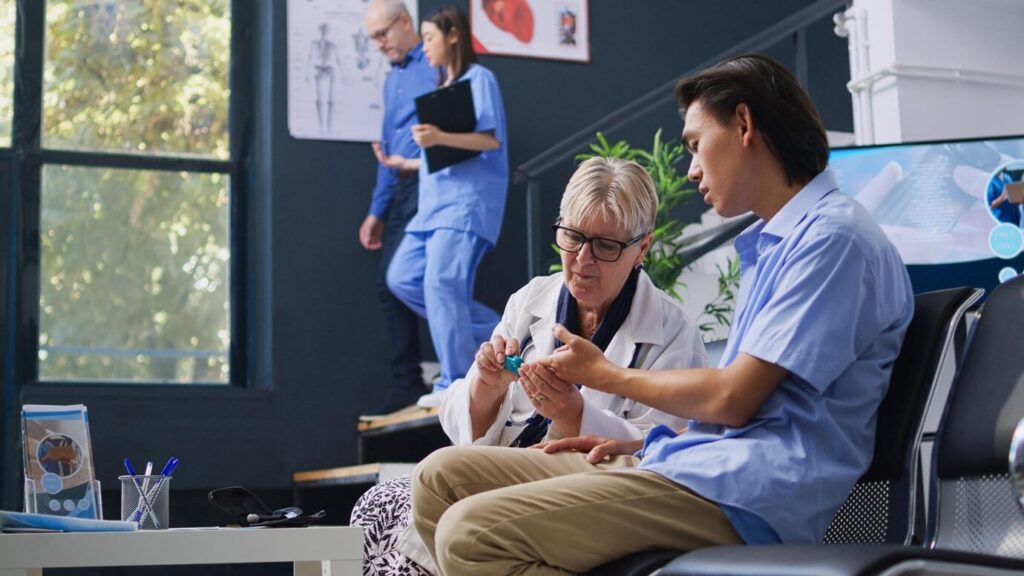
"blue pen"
124,458,162,528
158,457,178,477
140,458,178,511
123,458,140,521
137,457,178,527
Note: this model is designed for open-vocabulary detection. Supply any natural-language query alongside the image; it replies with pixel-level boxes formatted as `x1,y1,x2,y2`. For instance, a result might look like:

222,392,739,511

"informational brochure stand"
21,405,101,519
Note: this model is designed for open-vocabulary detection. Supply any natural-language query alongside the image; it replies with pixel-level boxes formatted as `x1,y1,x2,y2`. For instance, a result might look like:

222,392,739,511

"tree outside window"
0,0,13,148
37,1,233,383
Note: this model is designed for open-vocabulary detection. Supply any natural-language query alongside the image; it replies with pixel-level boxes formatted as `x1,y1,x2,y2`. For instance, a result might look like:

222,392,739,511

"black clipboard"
414,80,480,173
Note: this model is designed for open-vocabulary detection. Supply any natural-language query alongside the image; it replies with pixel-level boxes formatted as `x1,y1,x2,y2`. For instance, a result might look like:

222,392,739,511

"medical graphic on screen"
830,137,1024,284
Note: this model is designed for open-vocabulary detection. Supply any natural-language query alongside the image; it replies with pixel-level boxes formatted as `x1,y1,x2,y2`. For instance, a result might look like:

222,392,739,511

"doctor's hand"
372,141,415,171
533,435,644,465
473,335,519,393
519,362,583,435
358,215,384,250
536,324,622,394
411,124,443,148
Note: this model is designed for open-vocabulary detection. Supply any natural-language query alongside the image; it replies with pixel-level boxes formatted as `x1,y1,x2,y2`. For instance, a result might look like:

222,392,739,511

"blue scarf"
512,268,641,447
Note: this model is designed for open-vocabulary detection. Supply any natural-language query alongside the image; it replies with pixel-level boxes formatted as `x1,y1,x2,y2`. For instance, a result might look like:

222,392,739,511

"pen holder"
119,475,171,529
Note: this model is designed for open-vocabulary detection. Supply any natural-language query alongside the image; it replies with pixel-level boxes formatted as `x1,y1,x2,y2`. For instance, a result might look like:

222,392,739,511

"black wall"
12,0,851,505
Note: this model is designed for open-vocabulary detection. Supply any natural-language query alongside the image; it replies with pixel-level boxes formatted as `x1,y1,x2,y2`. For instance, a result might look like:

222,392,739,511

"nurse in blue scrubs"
378,4,507,404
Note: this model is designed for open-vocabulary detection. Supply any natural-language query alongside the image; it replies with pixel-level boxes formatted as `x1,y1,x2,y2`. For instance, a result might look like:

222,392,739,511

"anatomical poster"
470,0,589,63
288,0,419,141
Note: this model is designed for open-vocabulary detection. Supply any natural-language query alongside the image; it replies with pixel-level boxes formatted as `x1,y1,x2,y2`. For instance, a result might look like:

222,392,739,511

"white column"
842,0,1024,144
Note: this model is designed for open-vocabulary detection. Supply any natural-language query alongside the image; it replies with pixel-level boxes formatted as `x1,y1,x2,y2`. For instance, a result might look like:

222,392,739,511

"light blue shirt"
406,64,509,246
639,169,914,544
368,42,439,219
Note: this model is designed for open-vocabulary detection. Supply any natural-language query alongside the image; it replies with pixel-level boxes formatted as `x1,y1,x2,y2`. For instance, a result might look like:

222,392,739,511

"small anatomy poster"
288,0,418,142
470,0,589,63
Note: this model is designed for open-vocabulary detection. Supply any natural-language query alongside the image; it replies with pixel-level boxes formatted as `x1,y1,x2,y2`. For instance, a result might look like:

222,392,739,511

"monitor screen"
829,135,1024,293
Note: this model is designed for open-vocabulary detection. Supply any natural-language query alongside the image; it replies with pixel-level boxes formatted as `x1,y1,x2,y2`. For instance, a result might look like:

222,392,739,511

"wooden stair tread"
293,462,417,487
357,406,439,432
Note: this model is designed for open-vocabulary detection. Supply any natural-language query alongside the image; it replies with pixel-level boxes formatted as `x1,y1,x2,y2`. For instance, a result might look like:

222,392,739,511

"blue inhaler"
503,355,524,376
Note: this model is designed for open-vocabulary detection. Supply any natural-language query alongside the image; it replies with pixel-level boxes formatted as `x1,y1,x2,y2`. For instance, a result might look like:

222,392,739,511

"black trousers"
377,179,423,395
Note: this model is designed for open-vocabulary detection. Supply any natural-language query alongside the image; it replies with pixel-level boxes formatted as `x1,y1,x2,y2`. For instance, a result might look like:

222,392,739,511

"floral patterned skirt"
350,474,433,576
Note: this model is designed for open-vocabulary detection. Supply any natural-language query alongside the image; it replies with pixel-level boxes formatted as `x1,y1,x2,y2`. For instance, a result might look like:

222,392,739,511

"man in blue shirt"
359,0,439,414
409,54,914,575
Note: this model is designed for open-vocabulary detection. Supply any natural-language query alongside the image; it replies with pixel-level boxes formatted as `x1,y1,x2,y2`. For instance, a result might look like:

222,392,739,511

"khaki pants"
412,445,743,575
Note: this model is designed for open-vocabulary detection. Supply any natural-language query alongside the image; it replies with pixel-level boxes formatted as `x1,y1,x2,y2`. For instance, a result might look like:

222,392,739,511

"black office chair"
585,286,983,576
662,276,1024,576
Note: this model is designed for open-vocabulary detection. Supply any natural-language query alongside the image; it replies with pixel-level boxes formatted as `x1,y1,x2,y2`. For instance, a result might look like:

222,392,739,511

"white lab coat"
399,271,707,572
439,271,704,446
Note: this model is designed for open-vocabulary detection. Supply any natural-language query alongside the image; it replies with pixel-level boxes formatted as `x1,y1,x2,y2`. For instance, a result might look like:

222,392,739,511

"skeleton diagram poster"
288,0,418,141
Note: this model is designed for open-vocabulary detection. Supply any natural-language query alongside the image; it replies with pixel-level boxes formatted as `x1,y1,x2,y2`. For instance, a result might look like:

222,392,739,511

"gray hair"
372,0,410,19
559,157,657,237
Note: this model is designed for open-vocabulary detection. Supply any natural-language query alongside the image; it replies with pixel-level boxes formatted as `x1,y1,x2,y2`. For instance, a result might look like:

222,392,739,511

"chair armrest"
659,544,910,576
1010,416,1024,514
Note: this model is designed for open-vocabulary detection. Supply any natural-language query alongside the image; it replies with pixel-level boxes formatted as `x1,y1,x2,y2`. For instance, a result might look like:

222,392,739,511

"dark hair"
674,54,828,187
423,4,477,83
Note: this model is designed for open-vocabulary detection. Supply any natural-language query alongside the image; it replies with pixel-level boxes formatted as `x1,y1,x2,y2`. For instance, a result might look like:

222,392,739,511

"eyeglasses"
552,223,647,263
369,15,401,41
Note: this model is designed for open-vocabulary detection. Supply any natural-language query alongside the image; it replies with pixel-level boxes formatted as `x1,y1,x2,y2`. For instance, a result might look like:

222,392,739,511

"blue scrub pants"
386,228,500,391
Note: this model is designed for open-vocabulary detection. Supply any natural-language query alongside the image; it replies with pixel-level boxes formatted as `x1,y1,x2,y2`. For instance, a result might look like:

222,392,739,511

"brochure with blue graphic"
0,510,136,532
21,405,100,519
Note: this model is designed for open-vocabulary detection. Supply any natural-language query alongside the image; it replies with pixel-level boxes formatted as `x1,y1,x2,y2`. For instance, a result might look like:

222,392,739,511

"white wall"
840,0,1024,144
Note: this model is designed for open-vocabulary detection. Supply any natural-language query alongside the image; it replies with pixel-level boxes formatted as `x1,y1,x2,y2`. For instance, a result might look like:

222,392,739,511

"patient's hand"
537,324,620,392
533,435,644,465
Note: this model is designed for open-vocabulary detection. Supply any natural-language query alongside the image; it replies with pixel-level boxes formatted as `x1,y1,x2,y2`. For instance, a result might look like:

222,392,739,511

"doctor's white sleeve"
439,285,528,446
439,366,518,446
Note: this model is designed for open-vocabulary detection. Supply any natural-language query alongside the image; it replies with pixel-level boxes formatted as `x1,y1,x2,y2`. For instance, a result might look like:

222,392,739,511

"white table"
0,525,362,576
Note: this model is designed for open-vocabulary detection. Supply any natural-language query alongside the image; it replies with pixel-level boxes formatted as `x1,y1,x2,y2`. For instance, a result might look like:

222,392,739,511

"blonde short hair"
559,156,657,237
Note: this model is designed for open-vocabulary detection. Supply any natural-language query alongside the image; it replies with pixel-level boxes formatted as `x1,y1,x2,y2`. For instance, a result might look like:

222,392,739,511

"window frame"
7,0,252,388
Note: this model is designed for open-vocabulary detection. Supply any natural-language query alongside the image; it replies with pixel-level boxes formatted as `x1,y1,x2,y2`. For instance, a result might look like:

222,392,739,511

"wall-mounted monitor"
829,135,1024,293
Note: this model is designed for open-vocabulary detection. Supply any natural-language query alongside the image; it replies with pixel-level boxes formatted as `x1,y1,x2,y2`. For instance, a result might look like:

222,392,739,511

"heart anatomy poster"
470,0,589,63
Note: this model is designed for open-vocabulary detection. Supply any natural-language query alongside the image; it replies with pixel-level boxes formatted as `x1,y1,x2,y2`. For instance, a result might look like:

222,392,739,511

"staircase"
293,368,451,524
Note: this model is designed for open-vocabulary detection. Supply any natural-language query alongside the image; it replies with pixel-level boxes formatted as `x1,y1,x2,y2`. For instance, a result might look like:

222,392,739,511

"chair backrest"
929,275,1024,556
823,286,983,545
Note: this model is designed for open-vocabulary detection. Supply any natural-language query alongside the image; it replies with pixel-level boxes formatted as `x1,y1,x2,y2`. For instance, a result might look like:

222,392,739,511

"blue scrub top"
406,63,509,246
368,43,439,219
639,169,914,544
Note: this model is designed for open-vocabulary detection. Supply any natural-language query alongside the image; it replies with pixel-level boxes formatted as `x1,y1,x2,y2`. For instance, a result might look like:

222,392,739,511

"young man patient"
409,53,914,576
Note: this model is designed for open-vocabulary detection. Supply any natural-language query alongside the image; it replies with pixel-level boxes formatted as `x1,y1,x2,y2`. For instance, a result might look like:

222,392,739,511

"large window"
20,1,240,384
0,1,13,148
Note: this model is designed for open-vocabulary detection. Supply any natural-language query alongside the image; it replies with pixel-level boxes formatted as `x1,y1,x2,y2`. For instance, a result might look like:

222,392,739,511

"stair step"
358,406,439,432
293,462,417,488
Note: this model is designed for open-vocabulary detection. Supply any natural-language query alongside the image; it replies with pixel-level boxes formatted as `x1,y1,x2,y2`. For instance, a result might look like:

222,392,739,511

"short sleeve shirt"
368,43,439,218
406,64,509,245
639,169,914,544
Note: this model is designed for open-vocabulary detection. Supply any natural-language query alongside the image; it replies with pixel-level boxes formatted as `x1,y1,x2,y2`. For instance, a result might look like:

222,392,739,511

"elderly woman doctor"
442,156,704,445
352,156,705,575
